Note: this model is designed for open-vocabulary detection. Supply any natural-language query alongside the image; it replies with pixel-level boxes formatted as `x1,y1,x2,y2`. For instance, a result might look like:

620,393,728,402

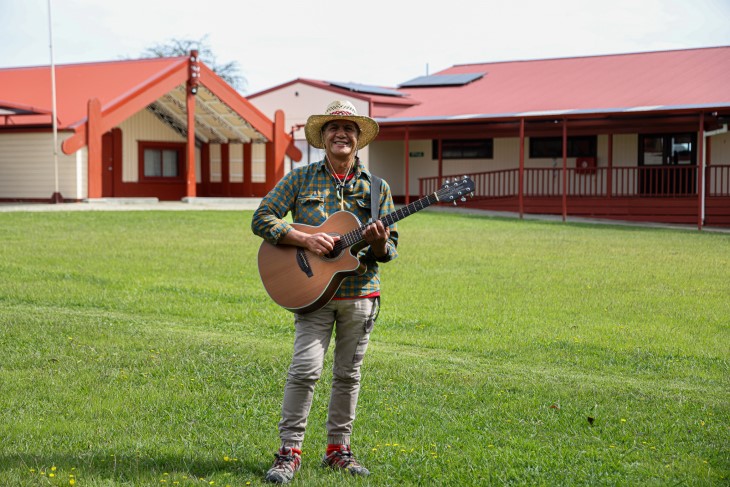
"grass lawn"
0,209,728,486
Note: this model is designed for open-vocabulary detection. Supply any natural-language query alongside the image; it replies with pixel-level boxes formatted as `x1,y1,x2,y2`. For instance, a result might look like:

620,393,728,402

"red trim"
697,113,705,230
243,143,253,196
273,109,287,183
221,143,231,196
87,98,103,198
404,125,410,205
562,120,568,222
201,142,211,195
62,59,189,155
186,80,196,197
199,63,273,140
518,118,525,218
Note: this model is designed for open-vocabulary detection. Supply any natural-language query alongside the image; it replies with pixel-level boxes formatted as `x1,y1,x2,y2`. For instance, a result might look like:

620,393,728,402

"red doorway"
101,128,122,197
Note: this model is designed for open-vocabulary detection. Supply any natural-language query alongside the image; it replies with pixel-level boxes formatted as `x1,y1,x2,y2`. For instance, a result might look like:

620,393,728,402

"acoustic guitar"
258,176,475,314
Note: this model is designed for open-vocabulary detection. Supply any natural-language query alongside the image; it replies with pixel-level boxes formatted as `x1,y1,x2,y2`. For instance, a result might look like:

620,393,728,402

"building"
0,52,300,202
250,47,730,228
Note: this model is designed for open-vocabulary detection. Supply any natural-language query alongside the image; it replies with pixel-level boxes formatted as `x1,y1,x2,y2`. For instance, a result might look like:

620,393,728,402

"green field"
0,210,728,486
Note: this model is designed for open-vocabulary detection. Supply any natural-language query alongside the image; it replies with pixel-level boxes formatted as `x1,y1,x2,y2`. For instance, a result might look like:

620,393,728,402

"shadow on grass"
1,451,269,484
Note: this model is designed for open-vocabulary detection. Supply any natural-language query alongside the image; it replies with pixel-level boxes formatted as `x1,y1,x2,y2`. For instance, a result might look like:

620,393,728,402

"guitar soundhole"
323,236,345,261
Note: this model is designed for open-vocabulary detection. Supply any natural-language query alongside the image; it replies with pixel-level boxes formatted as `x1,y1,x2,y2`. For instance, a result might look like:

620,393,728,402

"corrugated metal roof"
0,57,188,128
327,81,405,97
0,56,287,154
384,46,730,123
398,72,485,88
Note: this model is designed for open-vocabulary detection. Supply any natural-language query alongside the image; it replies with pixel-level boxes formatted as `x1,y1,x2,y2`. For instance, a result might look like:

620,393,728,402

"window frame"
432,138,494,160
529,135,597,159
138,141,186,182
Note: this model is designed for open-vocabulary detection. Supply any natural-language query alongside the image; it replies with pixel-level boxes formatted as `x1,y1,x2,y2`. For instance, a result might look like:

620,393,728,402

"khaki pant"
279,297,379,449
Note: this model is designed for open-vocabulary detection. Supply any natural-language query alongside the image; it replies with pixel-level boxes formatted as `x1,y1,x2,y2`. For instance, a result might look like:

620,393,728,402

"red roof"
0,57,188,128
388,46,730,122
0,56,301,159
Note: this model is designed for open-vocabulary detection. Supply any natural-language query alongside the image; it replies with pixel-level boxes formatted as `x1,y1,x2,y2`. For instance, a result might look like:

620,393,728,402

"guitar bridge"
296,248,314,278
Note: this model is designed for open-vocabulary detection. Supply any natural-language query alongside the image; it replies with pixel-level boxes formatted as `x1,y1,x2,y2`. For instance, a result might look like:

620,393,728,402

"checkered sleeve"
251,169,300,244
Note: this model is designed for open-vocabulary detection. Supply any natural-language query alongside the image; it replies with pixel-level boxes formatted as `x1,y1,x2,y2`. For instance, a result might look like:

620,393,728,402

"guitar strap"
370,173,381,223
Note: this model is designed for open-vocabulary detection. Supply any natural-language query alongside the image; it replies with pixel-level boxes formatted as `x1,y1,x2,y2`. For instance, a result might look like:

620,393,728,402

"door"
638,133,697,195
101,128,121,197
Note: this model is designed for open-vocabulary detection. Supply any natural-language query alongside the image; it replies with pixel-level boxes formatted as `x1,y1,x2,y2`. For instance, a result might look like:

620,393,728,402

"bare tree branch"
140,35,246,91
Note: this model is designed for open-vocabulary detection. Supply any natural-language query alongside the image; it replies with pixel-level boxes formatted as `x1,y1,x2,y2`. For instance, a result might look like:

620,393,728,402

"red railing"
419,165,730,199
708,165,730,197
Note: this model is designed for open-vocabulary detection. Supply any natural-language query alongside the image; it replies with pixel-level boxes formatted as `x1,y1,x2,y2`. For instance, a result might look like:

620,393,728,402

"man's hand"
363,220,390,258
281,229,339,256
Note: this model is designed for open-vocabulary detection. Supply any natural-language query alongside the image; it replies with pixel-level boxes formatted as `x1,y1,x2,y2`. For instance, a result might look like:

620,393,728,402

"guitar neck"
339,192,440,248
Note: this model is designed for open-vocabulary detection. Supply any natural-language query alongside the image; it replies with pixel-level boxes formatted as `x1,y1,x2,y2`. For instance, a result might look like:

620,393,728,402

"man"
251,100,398,483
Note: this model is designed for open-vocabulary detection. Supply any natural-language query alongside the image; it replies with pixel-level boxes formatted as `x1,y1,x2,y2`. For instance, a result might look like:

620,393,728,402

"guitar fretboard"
338,192,440,249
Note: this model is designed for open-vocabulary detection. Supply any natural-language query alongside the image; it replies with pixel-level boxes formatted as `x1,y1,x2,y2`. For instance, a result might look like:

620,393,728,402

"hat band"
328,110,355,116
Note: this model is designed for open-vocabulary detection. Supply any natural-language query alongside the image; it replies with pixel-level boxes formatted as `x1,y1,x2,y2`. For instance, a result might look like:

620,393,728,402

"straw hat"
305,100,379,149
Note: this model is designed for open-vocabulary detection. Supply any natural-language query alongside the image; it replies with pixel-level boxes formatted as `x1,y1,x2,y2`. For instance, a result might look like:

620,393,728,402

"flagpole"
48,0,62,203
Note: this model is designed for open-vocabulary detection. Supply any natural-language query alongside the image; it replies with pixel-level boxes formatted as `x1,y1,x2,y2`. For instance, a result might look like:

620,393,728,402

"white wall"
0,131,85,199
117,108,202,182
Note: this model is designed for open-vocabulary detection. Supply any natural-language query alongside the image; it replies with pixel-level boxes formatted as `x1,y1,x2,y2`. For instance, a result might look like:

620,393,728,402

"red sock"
282,446,302,455
326,444,347,455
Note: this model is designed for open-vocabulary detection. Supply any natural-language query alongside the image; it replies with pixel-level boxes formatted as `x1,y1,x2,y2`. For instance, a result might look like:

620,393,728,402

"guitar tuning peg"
444,179,450,185
453,201,458,206
460,196,467,202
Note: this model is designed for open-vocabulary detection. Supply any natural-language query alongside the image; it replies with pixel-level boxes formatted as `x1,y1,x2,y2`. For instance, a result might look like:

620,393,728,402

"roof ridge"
450,45,730,69
0,55,189,72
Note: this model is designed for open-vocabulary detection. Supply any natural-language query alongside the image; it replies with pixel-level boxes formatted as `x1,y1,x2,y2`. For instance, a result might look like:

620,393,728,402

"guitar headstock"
436,175,475,205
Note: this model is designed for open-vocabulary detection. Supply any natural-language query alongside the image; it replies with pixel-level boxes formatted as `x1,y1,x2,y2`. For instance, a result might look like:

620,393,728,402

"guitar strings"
321,179,471,258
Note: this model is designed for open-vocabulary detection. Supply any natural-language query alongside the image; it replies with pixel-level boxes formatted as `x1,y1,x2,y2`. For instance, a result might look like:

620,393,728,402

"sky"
1,0,729,96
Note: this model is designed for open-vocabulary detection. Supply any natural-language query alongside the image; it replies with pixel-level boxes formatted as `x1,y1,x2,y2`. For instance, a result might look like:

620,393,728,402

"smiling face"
322,120,360,168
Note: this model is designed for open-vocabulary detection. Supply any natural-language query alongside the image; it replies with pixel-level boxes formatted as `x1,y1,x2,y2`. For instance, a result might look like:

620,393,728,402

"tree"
140,35,246,91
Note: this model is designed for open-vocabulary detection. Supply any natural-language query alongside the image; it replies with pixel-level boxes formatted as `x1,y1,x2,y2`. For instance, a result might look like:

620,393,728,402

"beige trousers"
279,297,378,449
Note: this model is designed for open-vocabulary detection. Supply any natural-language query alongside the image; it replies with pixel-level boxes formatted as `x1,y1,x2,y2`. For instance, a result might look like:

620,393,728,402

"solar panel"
398,72,485,88
328,81,405,97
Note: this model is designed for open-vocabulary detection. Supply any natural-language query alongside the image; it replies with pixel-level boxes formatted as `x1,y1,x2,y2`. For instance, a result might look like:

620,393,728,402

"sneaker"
264,446,302,484
322,445,370,476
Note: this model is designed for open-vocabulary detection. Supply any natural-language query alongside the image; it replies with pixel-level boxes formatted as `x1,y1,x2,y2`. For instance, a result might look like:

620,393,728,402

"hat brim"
305,114,379,149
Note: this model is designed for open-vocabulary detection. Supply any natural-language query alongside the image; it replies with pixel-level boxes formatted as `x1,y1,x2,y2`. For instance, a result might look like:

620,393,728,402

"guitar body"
257,211,366,314
257,176,475,314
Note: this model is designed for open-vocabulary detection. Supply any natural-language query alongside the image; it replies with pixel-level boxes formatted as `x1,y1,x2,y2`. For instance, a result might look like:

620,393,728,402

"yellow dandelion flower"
620,418,626,423
29,468,36,473
223,456,230,462
51,466,57,471
70,480,76,486
50,473,56,478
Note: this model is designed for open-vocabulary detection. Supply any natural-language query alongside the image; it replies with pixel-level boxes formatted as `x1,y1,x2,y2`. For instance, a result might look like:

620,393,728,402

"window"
432,139,493,159
139,142,184,180
529,136,597,158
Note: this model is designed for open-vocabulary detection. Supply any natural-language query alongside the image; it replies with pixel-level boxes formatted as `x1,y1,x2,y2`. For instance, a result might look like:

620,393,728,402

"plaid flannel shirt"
251,158,398,298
